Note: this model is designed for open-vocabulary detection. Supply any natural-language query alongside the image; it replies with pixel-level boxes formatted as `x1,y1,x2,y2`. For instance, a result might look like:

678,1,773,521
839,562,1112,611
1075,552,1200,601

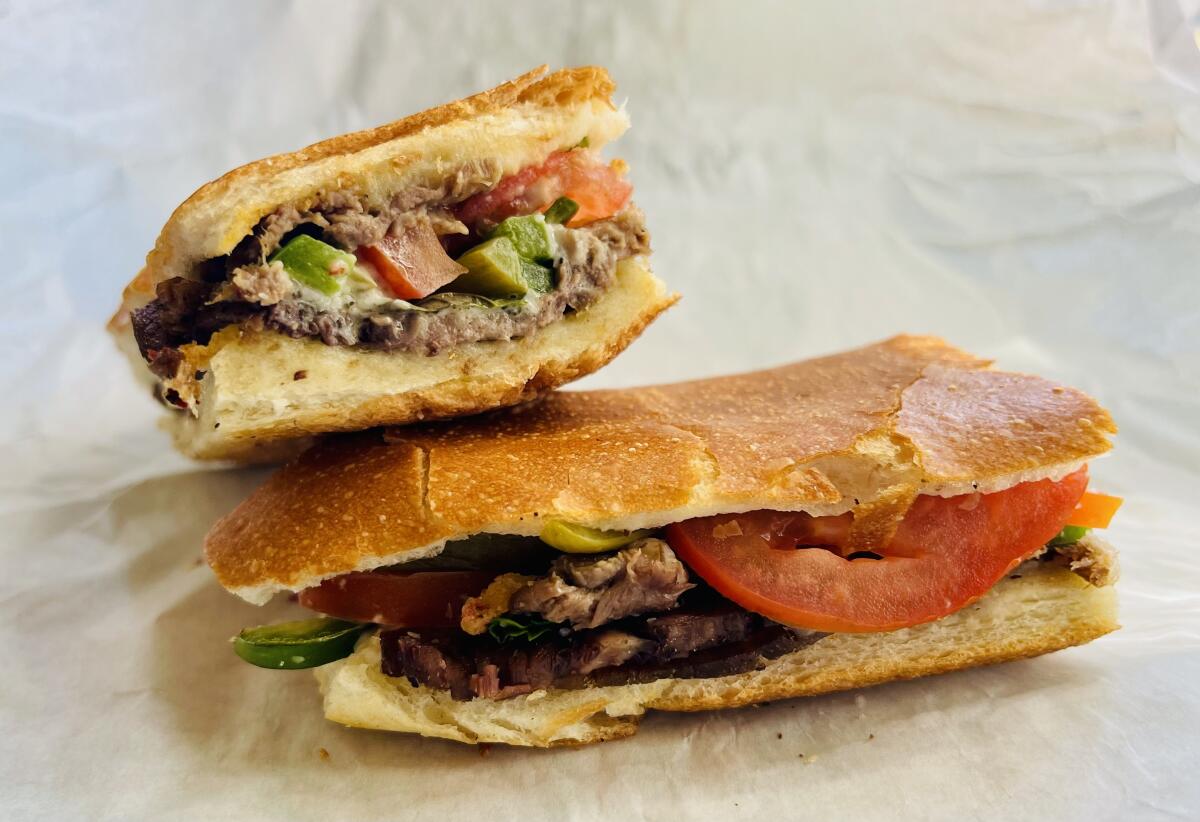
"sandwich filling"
131,145,647,410
233,468,1122,700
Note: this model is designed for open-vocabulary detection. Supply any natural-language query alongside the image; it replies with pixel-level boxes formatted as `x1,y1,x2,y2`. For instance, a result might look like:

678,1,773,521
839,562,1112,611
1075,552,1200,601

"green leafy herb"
575,136,590,149
488,614,562,644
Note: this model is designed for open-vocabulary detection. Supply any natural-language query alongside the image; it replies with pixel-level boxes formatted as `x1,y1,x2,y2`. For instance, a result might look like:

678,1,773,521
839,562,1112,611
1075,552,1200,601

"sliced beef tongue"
508,538,694,629
387,631,476,701
643,610,758,658
379,608,827,702
585,624,822,688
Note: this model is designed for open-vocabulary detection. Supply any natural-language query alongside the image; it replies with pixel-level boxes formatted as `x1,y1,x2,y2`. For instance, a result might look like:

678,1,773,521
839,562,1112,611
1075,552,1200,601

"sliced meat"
265,301,358,346
130,277,211,357
379,608,827,702
585,624,823,688
386,631,476,701
571,630,655,675
131,207,649,368
643,609,757,657
507,539,693,630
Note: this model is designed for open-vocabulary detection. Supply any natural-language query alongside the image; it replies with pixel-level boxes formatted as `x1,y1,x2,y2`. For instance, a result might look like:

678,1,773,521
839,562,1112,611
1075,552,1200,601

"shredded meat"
231,261,293,306
246,161,499,261
505,539,693,630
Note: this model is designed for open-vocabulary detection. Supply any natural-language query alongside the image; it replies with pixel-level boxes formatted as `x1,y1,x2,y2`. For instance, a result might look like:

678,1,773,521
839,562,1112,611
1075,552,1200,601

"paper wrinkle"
3,0,1200,820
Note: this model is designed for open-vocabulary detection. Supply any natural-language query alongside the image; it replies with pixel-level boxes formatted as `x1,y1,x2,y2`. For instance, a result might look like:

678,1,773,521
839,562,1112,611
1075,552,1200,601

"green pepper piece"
232,617,367,670
543,197,580,225
491,214,555,263
268,235,355,296
1049,525,1089,547
539,519,653,554
520,259,554,293
451,237,529,298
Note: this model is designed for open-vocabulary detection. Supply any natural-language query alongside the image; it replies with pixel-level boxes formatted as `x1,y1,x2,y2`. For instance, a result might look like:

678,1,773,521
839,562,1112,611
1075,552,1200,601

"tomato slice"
298,569,495,628
454,149,632,230
355,217,467,300
664,469,1090,633
1065,491,1123,529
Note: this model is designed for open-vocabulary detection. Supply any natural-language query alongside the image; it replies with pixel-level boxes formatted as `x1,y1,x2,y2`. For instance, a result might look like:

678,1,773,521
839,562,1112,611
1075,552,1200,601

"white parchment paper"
2,1,1198,819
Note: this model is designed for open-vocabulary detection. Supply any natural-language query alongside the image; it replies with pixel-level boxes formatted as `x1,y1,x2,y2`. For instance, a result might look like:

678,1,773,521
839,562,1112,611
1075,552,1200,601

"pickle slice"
539,519,653,554
451,237,528,298
491,214,555,262
269,234,355,296
232,617,367,669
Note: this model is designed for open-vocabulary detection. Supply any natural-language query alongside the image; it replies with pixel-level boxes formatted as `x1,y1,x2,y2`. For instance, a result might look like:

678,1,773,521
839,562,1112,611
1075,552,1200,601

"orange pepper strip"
1065,491,1123,529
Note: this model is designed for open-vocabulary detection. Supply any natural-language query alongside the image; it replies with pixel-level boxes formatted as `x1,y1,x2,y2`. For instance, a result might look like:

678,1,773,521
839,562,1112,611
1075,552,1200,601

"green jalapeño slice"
232,617,368,669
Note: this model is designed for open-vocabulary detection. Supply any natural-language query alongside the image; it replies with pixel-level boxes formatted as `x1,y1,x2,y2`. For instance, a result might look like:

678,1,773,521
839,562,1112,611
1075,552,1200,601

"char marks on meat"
508,538,693,629
380,608,825,701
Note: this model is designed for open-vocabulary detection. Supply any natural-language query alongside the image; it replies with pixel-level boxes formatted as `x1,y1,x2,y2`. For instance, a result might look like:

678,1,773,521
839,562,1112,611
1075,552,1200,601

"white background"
2,1,1198,819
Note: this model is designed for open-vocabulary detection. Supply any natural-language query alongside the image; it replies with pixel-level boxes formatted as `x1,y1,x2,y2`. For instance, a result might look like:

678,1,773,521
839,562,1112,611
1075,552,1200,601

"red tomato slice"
454,149,632,230
664,469,1090,633
355,218,467,300
298,569,495,628
1065,491,1123,529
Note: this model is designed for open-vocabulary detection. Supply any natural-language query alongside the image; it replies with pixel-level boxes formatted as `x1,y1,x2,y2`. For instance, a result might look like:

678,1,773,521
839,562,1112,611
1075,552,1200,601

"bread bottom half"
314,560,1119,747
168,257,675,462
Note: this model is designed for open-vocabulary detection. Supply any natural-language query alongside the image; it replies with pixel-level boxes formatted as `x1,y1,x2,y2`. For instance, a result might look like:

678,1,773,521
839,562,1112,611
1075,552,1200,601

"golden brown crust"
897,365,1117,484
315,563,1118,746
111,65,622,321
205,336,1116,601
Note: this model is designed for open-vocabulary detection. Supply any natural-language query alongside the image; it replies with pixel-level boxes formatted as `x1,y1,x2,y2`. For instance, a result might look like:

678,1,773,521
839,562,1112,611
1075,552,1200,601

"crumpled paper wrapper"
2,0,1198,819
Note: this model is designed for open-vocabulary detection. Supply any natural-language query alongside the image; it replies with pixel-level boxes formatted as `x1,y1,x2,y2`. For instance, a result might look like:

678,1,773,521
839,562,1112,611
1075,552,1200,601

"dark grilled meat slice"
380,608,827,701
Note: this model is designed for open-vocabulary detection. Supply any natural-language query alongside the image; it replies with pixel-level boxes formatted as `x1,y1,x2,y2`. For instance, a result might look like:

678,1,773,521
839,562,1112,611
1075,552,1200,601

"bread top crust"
111,65,626,326
205,335,1117,603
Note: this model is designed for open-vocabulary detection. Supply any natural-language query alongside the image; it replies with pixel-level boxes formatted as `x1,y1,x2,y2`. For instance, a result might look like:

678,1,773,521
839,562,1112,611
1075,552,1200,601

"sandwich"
205,336,1122,747
108,66,674,462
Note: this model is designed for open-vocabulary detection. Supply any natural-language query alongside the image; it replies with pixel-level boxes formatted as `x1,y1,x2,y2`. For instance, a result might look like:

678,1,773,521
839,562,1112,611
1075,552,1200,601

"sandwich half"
205,335,1122,746
109,66,675,462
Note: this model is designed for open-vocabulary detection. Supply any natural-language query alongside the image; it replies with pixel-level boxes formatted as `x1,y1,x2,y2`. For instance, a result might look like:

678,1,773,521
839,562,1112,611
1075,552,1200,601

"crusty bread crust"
163,258,675,462
107,66,662,461
110,65,625,317
205,336,1116,602
313,558,1119,746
